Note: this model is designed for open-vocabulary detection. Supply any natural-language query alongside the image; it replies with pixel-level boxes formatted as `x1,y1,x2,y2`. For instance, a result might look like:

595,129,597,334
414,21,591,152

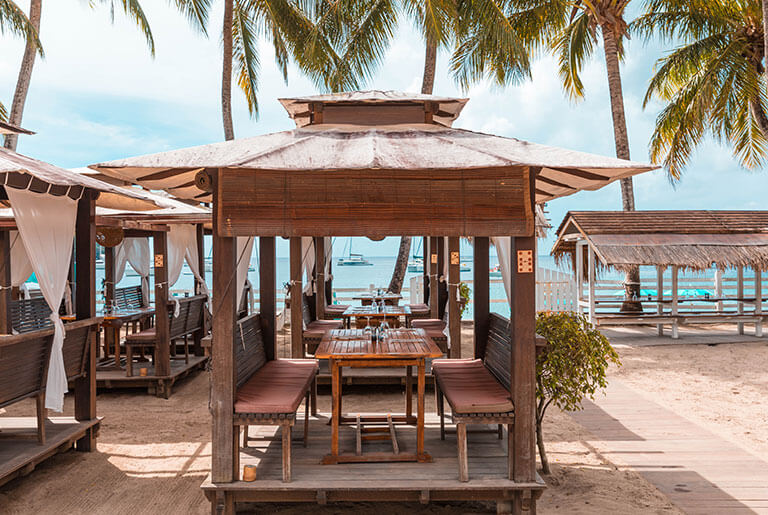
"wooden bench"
0,317,99,445
302,295,341,356
124,295,206,376
432,313,515,482
411,309,448,353
234,313,318,482
113,285,145,310
9,296,67,334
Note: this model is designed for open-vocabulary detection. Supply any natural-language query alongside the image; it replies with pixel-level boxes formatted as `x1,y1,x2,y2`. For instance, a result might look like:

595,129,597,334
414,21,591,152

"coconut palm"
3,0,153,151
0,0,42,124
637,0,768,177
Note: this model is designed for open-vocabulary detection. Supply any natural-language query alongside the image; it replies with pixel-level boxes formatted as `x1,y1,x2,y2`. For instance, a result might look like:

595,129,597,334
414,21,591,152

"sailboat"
337,238,372,266
407,237,423,273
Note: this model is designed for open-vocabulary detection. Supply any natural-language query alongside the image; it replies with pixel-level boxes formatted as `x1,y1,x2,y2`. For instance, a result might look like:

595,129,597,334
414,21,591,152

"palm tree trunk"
222,0,235,141
4,0,42,151
763,0,768,87
387,40,438,295
601,26,641,311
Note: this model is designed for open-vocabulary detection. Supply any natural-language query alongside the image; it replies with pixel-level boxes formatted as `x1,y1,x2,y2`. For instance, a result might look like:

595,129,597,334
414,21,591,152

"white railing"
536,267,578,312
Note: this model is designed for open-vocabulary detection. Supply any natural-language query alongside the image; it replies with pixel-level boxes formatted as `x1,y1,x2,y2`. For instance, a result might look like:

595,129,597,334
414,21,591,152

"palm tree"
0,0,41,125
3,0,153,151
637,0,768,177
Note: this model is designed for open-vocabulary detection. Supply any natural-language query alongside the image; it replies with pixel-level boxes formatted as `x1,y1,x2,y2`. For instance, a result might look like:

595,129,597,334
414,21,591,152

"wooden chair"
234,313,318,482
432,313,515,481
9,296,67,334
411,309,448,353
124,295,206,377
113,285,145,310
301,295,341,356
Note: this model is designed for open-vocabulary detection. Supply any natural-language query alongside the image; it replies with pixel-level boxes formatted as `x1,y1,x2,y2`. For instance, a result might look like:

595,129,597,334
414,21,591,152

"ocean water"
96,251,551,320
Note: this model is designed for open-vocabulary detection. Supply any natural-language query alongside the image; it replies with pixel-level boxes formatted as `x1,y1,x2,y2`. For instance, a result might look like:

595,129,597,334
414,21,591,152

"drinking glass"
380,319,390,342
363,317,373,338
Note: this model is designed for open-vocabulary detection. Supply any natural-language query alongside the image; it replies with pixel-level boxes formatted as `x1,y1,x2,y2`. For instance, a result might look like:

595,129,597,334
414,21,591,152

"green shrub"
534,311,620,474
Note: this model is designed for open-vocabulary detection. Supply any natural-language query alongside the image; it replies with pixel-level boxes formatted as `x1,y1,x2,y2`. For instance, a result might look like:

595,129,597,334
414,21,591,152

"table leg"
331,359,339,457
417,359,425,456
103,326,113,361
405,365,413,420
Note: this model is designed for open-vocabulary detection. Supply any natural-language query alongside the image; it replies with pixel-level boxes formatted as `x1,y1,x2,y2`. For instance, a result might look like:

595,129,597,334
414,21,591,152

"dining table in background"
340,305,411,328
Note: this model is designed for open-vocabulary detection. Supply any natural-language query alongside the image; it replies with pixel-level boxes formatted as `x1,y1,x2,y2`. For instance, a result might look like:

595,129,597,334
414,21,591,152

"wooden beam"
290,237,303,358
259,236,276,361
104,246,115,309
448,237,461,358
587,244,596,324
737,267,744,335
212,169,237,483
755,269,762,337
656,266,664,336
74,192,96,452
671,266,679,339
429,237,439,319
437,237,446,319
510,235,536,483
153,231,171,377
473,237,489,359
422,237,429,305
0,231,11,334
315,237,326,321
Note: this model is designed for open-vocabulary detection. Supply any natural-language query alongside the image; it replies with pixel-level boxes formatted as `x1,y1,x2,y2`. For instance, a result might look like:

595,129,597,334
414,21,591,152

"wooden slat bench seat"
323,303,350,319
432,313,514,482
0,317,99,445
302,296,342,356
234,313,318,482
125,295,206,377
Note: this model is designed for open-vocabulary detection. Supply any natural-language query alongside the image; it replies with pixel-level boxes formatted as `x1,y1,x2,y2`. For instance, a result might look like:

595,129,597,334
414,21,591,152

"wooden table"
340,305,411,328
97,309,154,370
316,328,443,464
353,292,403,306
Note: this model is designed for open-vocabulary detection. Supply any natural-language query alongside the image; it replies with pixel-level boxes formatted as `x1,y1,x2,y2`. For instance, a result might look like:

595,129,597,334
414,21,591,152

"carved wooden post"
153,231,171,379
290,237,303,358
473,237,489,359
259,236,276,361
448,236,461,358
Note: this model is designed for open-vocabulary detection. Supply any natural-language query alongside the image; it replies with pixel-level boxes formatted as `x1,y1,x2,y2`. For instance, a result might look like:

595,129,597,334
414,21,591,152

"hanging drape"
10,231,33,287
301,237,315,294
114,237,151,304
491,237,512,306
236,237,254,310
7,187,78,412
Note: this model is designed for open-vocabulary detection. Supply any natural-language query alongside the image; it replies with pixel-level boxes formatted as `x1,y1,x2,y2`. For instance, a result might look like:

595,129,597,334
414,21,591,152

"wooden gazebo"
0,147,159,487
91,90,656,514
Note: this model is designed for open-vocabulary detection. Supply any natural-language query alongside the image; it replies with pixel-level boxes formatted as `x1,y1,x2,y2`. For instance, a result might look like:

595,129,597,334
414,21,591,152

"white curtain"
10,231,34,287
301,237,315,294
236,237,255,310
7,188,78,412
114,237,151,304
491,237,512,306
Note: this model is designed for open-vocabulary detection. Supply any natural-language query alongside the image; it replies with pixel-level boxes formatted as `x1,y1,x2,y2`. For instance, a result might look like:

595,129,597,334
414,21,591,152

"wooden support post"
211,173,237,484
656,266,664,336
153,231,171,378
429,236,439,319
714,268,723,313
448,237,461,358
193,224,206,356
510,235,536,482
755,269,762,337
737,267,744,335
587,244,596,324
104,245,115,307
575,240,584,303
325,239,333,306
74,192,96,451
422,236,429,304
315,237,326,321
671,266,679,339
290,237,303,358
473,237,490,359
437,237,446,319
0,231,11,334
259,236,276,361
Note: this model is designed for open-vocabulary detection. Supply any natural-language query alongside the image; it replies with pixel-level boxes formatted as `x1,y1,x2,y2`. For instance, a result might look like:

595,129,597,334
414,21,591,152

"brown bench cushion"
235,359,318,414
324,304,350,316
125,327,156,344
408,303,430,315
432,359,514,414
304,319,342,338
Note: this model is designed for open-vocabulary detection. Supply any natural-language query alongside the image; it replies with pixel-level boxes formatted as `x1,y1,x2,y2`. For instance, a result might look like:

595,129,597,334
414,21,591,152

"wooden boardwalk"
96,355,207,397
571,380,768,514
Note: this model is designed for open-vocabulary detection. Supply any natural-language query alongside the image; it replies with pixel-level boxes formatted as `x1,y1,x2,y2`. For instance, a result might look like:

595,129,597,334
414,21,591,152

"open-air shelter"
0,146,161,487
553,210,768,338
91,90,656,514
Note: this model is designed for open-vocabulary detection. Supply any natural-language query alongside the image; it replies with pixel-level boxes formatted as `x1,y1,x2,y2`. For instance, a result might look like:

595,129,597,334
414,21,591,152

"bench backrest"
114,285,145,310
168,295,207,339
9,296,69,333
235,313,267,389
0,330,52,408
62,318,100,381
485,313,512,391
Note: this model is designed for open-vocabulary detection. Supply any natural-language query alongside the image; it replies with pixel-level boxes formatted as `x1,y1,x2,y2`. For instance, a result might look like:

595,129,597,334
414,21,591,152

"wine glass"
380,319,390,342
363,316,373,338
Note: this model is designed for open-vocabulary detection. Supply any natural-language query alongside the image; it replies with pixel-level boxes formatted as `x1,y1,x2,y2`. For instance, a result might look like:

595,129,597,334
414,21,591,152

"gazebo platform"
0,417,101,488
95,355,207,397
201,413,544,511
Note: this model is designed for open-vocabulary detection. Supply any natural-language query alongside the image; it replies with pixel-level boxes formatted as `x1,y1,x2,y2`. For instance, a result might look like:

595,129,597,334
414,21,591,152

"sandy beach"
4,323,766,514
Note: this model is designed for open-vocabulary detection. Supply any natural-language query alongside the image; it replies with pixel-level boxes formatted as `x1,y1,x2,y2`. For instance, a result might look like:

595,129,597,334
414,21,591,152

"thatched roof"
90,92,657,206
552,211,768,271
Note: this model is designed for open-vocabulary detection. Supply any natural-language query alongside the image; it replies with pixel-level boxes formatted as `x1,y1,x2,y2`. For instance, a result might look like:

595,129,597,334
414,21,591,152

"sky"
1,1,766,258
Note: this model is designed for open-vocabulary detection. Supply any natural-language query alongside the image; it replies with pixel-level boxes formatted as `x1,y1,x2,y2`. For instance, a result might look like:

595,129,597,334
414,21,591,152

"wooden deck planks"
204,413,543,503
571,380,768,514
95,355,207,392
0,417,101,488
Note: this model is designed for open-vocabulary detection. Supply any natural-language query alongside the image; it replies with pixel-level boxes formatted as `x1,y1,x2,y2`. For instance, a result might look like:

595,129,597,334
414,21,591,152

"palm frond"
0,0,43,56
233,0,260,118
553,11,594,100
169,0,211,35
94,0,156,55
